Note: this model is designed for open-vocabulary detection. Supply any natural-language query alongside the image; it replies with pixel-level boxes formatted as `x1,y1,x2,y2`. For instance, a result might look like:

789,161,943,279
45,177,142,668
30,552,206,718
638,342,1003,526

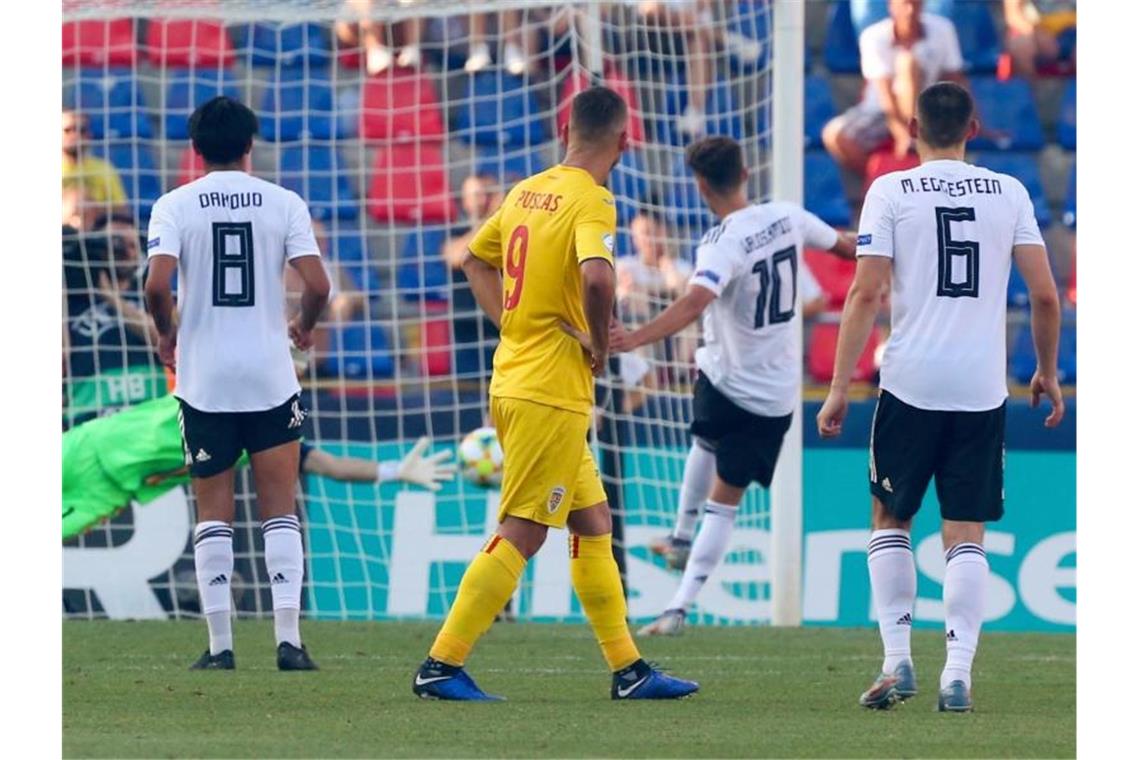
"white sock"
672,441,716,542
941,542,987,690
262,515,304,647
194,521,234,655
867,529,916,673
666,500,737,612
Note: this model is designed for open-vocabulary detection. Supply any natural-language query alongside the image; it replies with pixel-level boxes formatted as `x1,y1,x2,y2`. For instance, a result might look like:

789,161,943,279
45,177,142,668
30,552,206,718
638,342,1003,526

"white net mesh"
62,0,780,626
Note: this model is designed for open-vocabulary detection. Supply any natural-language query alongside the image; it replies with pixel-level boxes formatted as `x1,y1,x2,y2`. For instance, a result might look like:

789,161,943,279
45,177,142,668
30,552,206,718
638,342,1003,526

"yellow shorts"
490,395,608,528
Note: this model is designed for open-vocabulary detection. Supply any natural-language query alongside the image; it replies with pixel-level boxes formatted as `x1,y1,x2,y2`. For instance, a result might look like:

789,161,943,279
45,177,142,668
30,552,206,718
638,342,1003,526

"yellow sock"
569,533,641,671
429,534,525,667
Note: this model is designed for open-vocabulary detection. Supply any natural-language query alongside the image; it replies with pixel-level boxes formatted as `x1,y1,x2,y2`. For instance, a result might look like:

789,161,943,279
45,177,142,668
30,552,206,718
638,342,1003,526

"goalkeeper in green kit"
62,393,457,540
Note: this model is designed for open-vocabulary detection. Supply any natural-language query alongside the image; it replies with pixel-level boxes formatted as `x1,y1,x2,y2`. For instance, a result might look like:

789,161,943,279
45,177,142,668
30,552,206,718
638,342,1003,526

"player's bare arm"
144,253,179,368
581,258,616,376
1014,242,1065,427
829,231,857,260
288,254,331,350
461,248,504,329
610,283,716,353
302,437,456,491
817,255,890,438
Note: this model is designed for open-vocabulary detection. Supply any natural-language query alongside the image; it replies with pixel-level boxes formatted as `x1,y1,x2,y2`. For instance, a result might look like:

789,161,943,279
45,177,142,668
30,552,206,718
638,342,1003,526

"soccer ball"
458,426,503,488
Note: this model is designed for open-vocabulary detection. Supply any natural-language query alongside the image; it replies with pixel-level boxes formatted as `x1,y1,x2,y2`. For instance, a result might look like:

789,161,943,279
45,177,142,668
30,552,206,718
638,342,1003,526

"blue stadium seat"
651,74,744,146
397,227,450,303
91,142,162,221
726,0,770,71
1010,315,1076,384
804,75,835,149
973,152,1052,227
951,0,1001,73
321,323,395,380
64,68,152,139
968,77,1044,151
824,1,862,73
473,148,548,186
231,22,332,68
804,151,852,227
662,153,715,229
279,145,359,222
326,232,383,294
1058,79,1076,150
454,71,547,148
849,0,955,35
164,69,241,139
259,68,341,141
1063,162,1075,229
610,149,649,226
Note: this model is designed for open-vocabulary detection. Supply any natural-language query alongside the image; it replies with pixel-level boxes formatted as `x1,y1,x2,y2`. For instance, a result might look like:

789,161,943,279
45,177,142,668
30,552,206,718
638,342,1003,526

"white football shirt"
857,13,964,115
691,202,839,417
857,159,1044,411
147,171,321,412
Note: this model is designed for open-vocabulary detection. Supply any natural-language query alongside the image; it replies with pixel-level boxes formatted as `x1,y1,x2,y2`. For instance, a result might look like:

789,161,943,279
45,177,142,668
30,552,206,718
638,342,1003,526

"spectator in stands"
336,0,423,74
91,213,155,347
465,7,534,75
822,0,965,171
1003,0,1077,79
616,206,692,323
62,109,128,229
443,174,504,269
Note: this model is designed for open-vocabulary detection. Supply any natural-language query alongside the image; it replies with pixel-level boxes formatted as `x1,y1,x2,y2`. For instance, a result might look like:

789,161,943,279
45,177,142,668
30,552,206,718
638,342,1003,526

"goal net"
62,0,794,627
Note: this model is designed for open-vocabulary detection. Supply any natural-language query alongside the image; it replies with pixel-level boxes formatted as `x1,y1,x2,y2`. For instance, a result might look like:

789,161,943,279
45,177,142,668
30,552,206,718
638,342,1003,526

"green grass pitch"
63,620,1074,758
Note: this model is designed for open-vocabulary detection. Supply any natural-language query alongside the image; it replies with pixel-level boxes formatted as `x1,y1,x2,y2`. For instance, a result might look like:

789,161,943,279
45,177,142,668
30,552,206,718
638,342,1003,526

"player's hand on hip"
397,436,458,491
817,389,848,438
157,332,177,369
1029,370,1065,428
289,316,314,351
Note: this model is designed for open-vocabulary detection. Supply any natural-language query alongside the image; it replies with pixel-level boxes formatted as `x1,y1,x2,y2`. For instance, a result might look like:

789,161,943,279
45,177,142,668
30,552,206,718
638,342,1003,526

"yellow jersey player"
412,87,699,701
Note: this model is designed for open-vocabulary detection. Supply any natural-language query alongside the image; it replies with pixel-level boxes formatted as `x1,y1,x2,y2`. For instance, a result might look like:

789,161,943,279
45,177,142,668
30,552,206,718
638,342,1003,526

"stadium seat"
1058,79,1076,150
421,314,454,377
950,1,1001,73
327,232,383,294
231,22,332,68
726,0,770,71
968,77,1045,151
279,145,360,222
972,151,1052,227
359,70,445,142
397,227,450,303
64,68,152,140
824,1,862,73
557,67,646,145
863,149,920,195
848,0,955,35
320,322,395,380
91,142,162,220
474,148,548,186
652,74,745,146
176,146,205,187
610,149,649,226
804,248,856,309
1063,162,1075,229
804,75,835,149
1066,249,1076,305
63,19,137,67
1010,316,1076,384
146,20,235,68
454,71,547,148
367,142,456,224
662,153,715,229
807,321,879,384
163,69,241,139
804,151,852,227
259,68,342,142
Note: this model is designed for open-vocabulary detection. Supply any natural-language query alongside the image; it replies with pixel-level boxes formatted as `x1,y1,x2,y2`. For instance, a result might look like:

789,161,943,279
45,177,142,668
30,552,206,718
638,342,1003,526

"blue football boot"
412,658,504,701
611,660,699,700
938,680,974,712
859,661,916,709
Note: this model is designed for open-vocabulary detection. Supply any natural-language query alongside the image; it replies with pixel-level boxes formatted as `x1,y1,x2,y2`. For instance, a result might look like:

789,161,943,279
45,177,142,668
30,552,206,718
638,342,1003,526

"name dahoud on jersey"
196,191,263,209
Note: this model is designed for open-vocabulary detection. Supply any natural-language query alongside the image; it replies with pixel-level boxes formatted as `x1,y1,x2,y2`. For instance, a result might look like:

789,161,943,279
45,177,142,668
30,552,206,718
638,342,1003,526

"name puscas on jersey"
690,202,839,417
146,171,321,412
857,159,1044,412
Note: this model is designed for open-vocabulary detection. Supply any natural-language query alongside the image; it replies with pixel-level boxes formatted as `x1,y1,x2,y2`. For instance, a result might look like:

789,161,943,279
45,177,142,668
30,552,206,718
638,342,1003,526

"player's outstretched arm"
1014,242,1065,427
828,231,858,260
610,284,716,354
818,256,890,438
144,254,179,367
461,249,504,329
301,437,456,490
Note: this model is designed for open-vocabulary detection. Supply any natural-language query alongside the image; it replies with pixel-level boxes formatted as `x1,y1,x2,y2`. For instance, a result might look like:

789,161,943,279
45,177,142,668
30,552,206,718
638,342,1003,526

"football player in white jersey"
817,82,1064,712
609,136,854,635
145,97,332,671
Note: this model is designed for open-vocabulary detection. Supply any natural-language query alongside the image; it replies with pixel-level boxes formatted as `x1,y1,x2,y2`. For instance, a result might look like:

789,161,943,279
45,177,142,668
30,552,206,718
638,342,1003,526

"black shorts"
178,393,307,478
690,373,793,489
870,390,1005,523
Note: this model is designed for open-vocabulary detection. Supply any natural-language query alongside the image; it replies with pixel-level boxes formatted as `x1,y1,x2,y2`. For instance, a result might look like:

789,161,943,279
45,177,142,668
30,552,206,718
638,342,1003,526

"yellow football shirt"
62,155,127,205
469,164,616,415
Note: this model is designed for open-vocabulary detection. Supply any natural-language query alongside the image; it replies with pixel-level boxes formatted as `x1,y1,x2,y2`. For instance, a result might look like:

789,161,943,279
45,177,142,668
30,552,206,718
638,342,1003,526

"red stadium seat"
423,309,453,377
557,68,645,145
63,19,137,67
807,321,879,384
804,248,855,309
863,149,920,195
367,142,455,224
1066,246,1076,306
177,146,206,187
146,20,235,68
360,71,445,142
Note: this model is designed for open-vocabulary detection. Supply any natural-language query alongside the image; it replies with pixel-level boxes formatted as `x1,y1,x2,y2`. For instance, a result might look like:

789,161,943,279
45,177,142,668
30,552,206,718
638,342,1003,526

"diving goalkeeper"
62,393,456,540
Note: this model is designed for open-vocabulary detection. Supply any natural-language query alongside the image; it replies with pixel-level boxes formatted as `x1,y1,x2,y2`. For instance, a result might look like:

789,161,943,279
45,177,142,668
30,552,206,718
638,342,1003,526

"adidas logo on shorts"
195,448,212,463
